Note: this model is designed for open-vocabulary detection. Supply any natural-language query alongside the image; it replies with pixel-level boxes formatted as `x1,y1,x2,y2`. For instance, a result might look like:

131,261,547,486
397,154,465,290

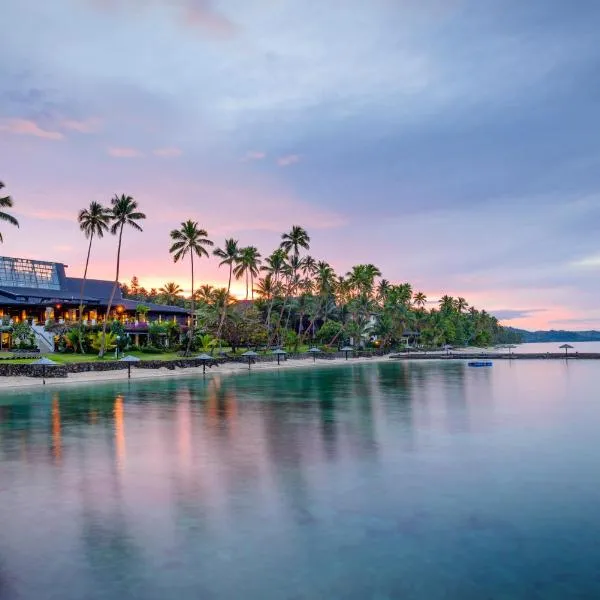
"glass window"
0,257,61,290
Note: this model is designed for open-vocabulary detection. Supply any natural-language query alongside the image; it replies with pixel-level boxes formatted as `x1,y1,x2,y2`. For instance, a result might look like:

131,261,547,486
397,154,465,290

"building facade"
0,256,188,349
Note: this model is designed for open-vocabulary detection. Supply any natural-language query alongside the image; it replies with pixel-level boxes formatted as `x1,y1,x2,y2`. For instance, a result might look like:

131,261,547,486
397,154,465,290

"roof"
0,286,99,303
63,277,123,301
119,298,188,314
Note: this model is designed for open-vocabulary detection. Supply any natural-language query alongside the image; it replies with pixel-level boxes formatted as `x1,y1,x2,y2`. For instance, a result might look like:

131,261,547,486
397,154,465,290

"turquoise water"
1,360,599,599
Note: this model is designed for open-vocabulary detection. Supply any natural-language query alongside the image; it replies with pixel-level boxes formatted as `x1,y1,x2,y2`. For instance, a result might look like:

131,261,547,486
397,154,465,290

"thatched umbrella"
308,347,321,363
559,343,574,357
194,353,213,374
272,348,287,365
241,350,259,370
33,356,58,385
341,346,354,360
119,355,141,379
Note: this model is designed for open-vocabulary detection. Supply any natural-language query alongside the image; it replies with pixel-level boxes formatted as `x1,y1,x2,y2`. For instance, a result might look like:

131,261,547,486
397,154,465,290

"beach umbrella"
559,343,574,357
341,346,354,360
194,353,213,374
120,355,141,379
33,356,58,385
443,344,453,357
241,350,259,370
272,348,287,366
505,344,517,356
308,347,321,363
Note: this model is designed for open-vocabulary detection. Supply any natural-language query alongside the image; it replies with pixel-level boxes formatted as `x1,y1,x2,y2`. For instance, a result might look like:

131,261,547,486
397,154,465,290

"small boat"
468,361,493,367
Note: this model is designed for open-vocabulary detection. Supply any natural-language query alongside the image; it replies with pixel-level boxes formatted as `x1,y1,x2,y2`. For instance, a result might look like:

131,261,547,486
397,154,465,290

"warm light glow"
52,396,61,463
114,395,125,469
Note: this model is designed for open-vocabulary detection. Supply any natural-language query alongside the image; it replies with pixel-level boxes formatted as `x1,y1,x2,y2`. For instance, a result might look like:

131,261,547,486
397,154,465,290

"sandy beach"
0,355,393,391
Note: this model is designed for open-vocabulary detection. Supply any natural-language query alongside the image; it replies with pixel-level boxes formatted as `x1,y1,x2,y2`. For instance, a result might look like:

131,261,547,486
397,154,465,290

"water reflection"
1,361,600,599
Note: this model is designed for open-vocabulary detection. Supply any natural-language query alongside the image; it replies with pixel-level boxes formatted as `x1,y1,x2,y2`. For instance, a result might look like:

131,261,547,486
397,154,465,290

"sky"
1,0,599,330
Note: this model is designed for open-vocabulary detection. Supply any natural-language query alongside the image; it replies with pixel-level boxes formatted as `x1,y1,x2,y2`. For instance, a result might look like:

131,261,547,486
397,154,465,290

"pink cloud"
277,154,301,167
153,147,183,157
108,147,144,158
61,117,102,133
241,151,266,162
0,118,63,140
183,0,237,37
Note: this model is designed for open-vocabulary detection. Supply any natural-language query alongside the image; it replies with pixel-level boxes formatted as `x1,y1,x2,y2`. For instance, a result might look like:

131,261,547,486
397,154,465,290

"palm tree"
455,297,469,313
194,284,216,305
413,291,427,309
234,246,262,300
280,225,310,257
77,201,111,352
159,281,183,304
213,238,240,339
99,194,146,357
169,220,213,354
261,248,287,330
0,181,19,243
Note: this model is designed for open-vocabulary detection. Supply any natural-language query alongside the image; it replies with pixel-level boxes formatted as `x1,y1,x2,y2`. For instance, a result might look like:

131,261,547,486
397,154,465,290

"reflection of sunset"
52,396,61,463
176,387,192,467
114,396,125,469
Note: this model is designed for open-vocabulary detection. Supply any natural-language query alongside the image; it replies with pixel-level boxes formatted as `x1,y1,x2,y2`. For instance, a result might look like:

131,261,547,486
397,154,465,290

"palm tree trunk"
216,263,232,345
245,269,249,300
78,233,94,353
100,225,123,357
186,252,195,354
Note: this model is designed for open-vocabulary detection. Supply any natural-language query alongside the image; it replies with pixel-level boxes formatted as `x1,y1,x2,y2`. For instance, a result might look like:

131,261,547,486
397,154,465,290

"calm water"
1,361,599,599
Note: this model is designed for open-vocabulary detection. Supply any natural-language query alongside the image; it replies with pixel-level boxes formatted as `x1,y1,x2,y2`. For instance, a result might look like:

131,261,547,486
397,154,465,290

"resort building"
0,255,188,349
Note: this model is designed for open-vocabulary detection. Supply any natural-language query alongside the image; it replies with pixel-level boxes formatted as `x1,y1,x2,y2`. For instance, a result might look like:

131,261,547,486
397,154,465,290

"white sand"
0,355,392,391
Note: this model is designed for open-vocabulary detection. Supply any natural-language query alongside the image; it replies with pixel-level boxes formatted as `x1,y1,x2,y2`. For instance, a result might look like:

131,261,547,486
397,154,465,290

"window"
0,257,61,290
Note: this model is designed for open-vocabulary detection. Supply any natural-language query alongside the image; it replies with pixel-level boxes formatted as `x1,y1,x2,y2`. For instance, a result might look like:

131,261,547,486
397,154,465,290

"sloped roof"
0,286,99,303
119,298,188,314
63,277,123,301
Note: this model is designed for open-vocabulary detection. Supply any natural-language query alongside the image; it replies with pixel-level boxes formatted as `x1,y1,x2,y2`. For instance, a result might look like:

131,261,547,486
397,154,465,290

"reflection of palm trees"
51,395,61,463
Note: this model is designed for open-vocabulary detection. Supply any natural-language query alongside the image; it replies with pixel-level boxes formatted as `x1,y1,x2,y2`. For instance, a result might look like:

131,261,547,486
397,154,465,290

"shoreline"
0,355,393,391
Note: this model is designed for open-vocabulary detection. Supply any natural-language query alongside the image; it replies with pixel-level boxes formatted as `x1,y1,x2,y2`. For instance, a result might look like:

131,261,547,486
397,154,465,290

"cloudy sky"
1,0,599,330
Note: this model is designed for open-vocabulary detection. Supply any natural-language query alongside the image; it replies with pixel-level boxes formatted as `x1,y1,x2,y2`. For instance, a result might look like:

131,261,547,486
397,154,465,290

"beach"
0,354,393,390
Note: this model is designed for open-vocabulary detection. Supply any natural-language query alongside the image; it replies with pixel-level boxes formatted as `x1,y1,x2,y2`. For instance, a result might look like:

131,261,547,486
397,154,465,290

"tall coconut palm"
77,201,111,352
280,225,310,257
413,291,427,309
169,220,213,354
99,194,146,357
0,181,19,243
261,248,287,330
234,246,262,300
213,238,240,339
159,281,183,304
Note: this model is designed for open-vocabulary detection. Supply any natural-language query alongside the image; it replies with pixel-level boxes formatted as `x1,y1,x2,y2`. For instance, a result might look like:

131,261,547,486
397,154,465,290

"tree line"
2,186,521,355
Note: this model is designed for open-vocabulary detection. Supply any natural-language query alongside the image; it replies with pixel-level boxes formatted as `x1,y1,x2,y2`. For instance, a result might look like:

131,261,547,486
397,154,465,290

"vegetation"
99,194,146,356
0,181,19,243
169,220,213,354
77,201,111,352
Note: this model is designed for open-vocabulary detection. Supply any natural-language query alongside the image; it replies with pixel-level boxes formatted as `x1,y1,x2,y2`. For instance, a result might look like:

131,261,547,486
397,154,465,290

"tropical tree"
99,194,146,357
234,246,262,300
159,281,183,304
77,201,111,351
413,291,427,309
280,225,310,256
213,238,240,338
0,181,19,243
169,220,213,354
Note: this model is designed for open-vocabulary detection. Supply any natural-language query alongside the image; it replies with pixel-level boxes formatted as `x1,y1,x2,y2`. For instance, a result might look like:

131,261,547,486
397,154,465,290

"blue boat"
468,361,493,367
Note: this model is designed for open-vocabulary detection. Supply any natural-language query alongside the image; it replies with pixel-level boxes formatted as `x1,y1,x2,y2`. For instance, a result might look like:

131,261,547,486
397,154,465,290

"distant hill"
505,327,600,343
